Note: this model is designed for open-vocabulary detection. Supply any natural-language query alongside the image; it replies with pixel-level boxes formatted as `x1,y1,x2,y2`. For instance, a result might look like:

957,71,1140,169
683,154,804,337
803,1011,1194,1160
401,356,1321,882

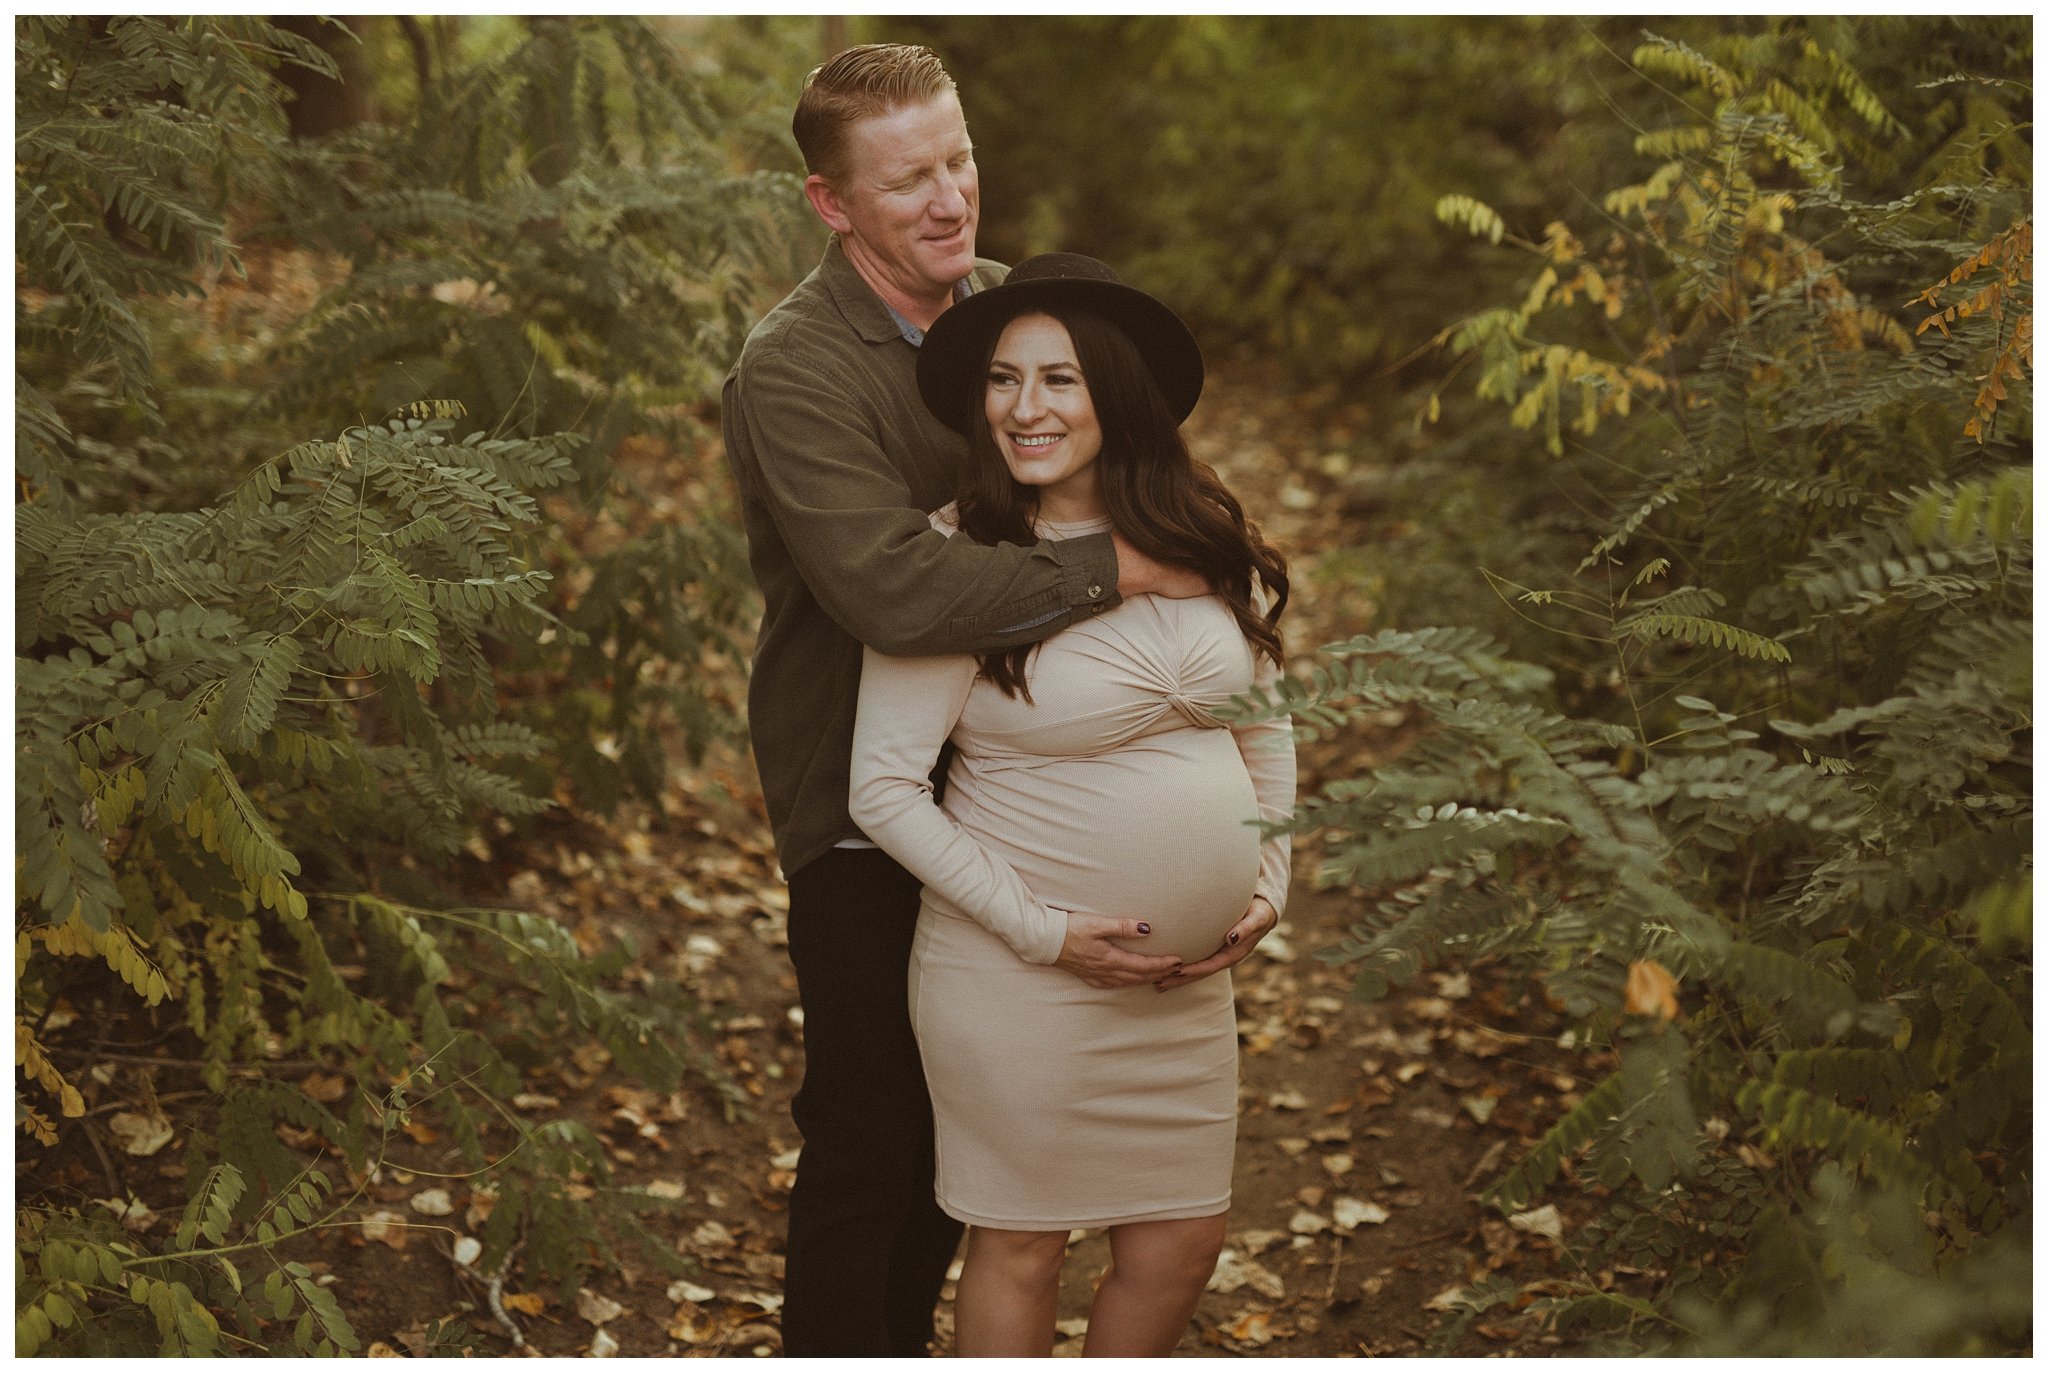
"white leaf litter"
1426,1285,1469,1312
107,1110,174,1157
1207,1249,1286,1299
1508,1204,1565,1240
1287,1209,1332,1236
452,1236,483,1268
667,1280,716,1304
1331,1197,1392,1232
409,1188,454,1216
590,1328,620,1358
576,1288,625,1326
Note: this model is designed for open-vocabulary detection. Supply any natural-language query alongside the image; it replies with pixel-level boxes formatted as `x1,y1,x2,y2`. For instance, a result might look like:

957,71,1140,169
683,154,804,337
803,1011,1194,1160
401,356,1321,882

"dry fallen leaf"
359,1211,409,1252
93,1195,159,1233
298,1071,348,1103
667,1306,720,1344
644,1179,686,1201
590,1328,620,1358
409,1188,454,1216
1266,1088,1310,1112
107,1110,174,1157
1287,1209,1331,1236
1321,1154,1355,1177
1459,1095,1498,1124
576,1288,626,1326
503,1293,546,1316
1223,1310,1276,1347
690,1220,736,1251
667,1280,716,1304
1331,1198,1391,1232
1426,1285,1469,1312
1624,958,1681,1021
452,1237,483,1268
367,1341,403,1357
1508,1204,1565,1241
1207,1249,1286,1300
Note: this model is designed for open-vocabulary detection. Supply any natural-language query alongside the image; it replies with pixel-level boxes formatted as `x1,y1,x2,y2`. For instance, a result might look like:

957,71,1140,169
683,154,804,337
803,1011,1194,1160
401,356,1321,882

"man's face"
808,93,979,308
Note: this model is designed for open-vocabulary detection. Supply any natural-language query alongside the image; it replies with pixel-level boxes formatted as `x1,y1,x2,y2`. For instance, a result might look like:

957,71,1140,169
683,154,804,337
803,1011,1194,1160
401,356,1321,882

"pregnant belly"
961,732,1263,966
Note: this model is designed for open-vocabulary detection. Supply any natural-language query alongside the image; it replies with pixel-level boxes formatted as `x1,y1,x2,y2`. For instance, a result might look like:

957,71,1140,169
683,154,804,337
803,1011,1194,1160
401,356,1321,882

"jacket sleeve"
848,646,1069,965
1231,621,1296,916
728,344,1120,656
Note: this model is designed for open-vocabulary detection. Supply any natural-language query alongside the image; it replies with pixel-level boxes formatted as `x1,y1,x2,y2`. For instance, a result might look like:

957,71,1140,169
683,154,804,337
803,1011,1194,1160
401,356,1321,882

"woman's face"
983,313,1104,520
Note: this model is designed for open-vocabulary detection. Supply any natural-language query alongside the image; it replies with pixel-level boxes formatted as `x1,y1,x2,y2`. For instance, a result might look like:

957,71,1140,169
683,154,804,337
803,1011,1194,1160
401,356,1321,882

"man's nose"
928,170,969,221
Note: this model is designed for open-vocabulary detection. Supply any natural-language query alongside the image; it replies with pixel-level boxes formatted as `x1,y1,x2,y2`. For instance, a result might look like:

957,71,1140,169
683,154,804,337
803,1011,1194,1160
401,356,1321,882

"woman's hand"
1055,912,1185,989
1154,897,1279,992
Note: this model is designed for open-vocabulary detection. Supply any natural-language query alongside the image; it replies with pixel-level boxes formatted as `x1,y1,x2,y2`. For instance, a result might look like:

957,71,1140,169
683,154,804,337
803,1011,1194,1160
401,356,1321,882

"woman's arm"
1234,648,1297,916
850,648,1182,985
848,646,1071,965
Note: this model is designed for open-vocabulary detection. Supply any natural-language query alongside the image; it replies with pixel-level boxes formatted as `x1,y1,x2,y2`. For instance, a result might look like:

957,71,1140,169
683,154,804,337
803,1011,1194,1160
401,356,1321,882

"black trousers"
780,847,964,1357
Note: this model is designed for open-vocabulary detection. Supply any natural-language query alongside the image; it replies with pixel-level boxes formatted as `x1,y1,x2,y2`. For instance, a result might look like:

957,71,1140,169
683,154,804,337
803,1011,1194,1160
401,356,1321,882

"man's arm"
731,345,1121,656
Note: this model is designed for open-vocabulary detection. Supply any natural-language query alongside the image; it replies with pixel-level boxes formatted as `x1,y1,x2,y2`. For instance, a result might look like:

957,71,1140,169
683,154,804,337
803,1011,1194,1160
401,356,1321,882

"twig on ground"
481,1232,530,1348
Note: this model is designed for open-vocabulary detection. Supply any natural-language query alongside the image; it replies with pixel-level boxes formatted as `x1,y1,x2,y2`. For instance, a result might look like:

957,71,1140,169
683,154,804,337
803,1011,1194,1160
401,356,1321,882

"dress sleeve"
849,646,1069,965
1232,624,1296,917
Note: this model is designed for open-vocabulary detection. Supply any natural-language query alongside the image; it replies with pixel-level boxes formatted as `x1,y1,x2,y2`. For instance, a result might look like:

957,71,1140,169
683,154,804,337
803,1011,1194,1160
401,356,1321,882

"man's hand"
1112,530,1210,601
1055,912,1185,990
1154,896,1279,991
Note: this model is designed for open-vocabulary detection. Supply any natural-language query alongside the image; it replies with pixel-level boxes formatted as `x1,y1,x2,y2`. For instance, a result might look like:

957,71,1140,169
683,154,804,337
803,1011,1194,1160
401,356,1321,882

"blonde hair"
793,43,958,184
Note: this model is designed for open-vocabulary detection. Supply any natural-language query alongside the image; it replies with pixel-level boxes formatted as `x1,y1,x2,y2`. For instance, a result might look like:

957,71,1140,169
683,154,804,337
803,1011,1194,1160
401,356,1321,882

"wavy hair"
956,307,1288,701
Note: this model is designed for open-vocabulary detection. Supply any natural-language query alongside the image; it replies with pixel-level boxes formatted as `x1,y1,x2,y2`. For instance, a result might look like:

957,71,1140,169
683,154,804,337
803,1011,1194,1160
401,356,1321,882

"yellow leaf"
1624,959,1681,1021
504,1292,546,1316
60,1084,86,1118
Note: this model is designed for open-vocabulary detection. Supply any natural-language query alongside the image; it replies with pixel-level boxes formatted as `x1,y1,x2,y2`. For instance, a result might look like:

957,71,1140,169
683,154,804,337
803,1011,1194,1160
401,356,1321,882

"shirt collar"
883,276,977,348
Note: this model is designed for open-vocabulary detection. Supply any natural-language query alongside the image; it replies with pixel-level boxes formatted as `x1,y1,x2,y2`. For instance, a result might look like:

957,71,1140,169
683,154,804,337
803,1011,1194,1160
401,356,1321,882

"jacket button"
1088,584,1103,599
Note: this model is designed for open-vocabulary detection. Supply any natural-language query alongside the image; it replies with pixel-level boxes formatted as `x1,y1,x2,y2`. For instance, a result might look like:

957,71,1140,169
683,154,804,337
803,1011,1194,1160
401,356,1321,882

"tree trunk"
272,15,372,137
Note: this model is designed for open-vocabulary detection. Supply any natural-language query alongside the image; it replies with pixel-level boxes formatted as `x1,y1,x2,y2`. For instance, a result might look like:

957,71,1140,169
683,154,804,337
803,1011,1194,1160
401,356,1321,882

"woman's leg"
952,1225,1069,1357
1081,1214,1227,1358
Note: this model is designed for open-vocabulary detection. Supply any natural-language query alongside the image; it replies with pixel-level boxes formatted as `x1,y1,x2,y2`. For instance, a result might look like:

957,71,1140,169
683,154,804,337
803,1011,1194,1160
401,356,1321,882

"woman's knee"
966,1226,1069,1285
1111,1215,1226,1285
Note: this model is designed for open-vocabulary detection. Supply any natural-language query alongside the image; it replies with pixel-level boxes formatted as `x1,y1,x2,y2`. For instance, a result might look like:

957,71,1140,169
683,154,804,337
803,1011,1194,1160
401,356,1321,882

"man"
719,44,1204,1357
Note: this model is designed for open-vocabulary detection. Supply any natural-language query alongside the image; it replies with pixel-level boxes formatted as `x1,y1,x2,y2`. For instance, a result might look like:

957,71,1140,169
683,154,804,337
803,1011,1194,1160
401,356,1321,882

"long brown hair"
957,307,1288,700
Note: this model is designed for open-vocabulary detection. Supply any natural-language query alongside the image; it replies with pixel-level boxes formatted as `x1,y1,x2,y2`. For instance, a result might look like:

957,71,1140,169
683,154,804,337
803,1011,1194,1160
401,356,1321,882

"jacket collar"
822,235,988,345
821,236,906,346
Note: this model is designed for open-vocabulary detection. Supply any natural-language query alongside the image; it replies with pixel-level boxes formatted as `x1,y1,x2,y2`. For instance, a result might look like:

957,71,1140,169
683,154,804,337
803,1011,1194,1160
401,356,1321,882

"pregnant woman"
849,254,1295,1357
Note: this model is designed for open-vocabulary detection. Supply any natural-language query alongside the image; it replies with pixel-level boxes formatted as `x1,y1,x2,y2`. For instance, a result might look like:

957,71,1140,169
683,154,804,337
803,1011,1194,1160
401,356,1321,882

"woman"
848,254,1294,1357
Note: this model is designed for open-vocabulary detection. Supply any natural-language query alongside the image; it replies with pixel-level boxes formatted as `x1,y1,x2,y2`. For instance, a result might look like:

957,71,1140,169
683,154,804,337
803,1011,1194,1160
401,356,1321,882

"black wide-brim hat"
917,252,1205,435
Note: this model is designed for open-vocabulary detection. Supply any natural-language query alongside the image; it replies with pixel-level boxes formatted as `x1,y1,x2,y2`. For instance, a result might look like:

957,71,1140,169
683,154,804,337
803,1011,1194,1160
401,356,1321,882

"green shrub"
15,17,772,1354
1240,21,2031,1353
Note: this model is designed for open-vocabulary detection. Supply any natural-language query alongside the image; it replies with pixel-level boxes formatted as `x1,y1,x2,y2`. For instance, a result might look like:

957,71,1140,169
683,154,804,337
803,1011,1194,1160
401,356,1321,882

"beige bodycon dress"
850,508,1294,1231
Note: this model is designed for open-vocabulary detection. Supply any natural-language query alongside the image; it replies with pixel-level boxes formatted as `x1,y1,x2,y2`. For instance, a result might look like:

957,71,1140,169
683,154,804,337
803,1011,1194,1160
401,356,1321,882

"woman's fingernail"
1137,922,1151,934
1228,931,1241,945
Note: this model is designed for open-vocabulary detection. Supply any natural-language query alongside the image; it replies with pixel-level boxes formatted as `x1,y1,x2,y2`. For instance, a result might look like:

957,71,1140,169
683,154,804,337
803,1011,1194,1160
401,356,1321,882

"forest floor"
25,359,1618,1357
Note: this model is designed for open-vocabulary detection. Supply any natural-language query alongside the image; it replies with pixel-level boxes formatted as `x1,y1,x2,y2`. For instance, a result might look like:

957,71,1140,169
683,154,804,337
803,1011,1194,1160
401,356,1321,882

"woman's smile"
984,314,1105,522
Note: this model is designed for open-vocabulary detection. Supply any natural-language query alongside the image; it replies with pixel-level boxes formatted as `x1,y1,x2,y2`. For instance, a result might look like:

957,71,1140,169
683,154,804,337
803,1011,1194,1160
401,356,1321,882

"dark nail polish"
1137,922,1151,934
1228,931,1241,945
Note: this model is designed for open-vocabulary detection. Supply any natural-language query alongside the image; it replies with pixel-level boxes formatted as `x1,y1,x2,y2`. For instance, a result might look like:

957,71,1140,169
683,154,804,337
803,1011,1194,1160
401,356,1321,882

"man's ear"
803,174,853,234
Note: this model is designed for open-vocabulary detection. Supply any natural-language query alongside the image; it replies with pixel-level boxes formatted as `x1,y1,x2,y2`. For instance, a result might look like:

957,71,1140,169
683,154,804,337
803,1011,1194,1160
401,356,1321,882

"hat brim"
917,275,1205,435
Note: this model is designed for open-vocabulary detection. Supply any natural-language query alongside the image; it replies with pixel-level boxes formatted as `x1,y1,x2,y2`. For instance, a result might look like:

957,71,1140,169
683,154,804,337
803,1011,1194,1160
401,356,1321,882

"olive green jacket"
721,237,1120,878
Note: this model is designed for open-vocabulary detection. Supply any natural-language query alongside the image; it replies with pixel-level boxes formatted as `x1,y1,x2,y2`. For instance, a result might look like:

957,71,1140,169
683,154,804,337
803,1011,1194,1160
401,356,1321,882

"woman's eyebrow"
986,355,1080,372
